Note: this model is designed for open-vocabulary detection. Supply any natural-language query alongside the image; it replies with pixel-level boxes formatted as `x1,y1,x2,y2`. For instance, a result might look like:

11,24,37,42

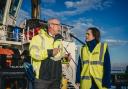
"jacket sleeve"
76,56,82,83
29,36,53,61
102,48,111,88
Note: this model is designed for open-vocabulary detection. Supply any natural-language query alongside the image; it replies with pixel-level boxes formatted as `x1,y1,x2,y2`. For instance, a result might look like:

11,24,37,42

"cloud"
65,1,74,8
64,18,106,44
42,0,112,17
64,0,112,13
112,62,128,70
104,39,128,46
41,0,56,3
16,9,31,26
70,18,95,37
103,0,112,7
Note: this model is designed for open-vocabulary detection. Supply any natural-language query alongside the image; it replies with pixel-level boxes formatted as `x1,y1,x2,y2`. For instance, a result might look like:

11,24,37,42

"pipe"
70,33,85,45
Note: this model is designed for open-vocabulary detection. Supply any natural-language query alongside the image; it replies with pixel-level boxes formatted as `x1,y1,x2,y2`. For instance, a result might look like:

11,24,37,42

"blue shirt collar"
86,39,97,52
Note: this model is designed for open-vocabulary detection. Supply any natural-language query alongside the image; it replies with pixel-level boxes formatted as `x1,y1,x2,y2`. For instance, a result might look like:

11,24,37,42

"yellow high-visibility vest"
29,29,64,78
80,42,108,89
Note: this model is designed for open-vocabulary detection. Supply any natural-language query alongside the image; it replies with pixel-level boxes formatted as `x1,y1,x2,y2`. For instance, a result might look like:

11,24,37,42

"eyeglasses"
86,33,90,36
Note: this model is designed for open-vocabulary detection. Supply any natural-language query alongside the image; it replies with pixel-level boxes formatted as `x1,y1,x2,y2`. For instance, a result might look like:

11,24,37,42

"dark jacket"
39,34,63,81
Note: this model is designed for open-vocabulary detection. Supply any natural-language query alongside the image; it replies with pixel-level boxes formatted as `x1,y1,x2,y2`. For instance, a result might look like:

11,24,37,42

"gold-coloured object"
61,76,68,89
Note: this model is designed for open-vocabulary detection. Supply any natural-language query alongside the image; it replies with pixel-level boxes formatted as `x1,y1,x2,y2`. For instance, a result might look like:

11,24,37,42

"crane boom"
31,0,40,19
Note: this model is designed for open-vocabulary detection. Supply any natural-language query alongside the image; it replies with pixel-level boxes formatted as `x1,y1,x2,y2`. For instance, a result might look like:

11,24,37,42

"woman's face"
85,29,95,42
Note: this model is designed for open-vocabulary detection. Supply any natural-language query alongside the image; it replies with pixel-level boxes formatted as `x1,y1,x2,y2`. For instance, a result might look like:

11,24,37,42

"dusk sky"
17,0,128,68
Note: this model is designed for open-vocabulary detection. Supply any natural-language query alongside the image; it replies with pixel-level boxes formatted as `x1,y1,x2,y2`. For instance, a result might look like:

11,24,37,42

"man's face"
48,19,61,36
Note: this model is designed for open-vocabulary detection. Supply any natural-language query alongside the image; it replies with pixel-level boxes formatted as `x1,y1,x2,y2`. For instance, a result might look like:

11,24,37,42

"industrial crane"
0,0,78,89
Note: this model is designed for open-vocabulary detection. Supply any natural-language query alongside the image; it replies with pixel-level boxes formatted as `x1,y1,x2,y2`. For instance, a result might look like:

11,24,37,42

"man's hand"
53,48,60,56
64,53,71,62
76,83,80,88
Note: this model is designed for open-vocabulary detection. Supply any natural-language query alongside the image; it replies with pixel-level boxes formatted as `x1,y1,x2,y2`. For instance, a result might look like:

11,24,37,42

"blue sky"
17,0,128,68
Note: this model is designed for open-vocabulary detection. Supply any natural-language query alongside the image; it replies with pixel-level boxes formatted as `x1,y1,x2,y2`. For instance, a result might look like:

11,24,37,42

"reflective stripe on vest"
99,43,104,62
81,46,84,66
80,43,107,89
81,43,104,66
29,34,45,59
81,76,102,82
81,76,90,80
83,60,103,65
29,45,40,59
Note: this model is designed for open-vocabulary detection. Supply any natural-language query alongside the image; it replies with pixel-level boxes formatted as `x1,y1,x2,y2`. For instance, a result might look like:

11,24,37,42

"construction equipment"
111,73,128,89
0,0,79,89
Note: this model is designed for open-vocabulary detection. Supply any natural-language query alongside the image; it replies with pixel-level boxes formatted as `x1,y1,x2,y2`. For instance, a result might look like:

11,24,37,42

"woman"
76,27,111,89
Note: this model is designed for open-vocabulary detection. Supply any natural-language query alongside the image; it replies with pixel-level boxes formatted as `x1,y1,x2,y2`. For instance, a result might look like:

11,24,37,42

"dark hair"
87,27,100,43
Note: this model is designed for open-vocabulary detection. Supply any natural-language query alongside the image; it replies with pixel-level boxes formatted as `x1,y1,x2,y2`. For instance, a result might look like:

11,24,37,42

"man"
29,18,65,89
76,27,111,89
